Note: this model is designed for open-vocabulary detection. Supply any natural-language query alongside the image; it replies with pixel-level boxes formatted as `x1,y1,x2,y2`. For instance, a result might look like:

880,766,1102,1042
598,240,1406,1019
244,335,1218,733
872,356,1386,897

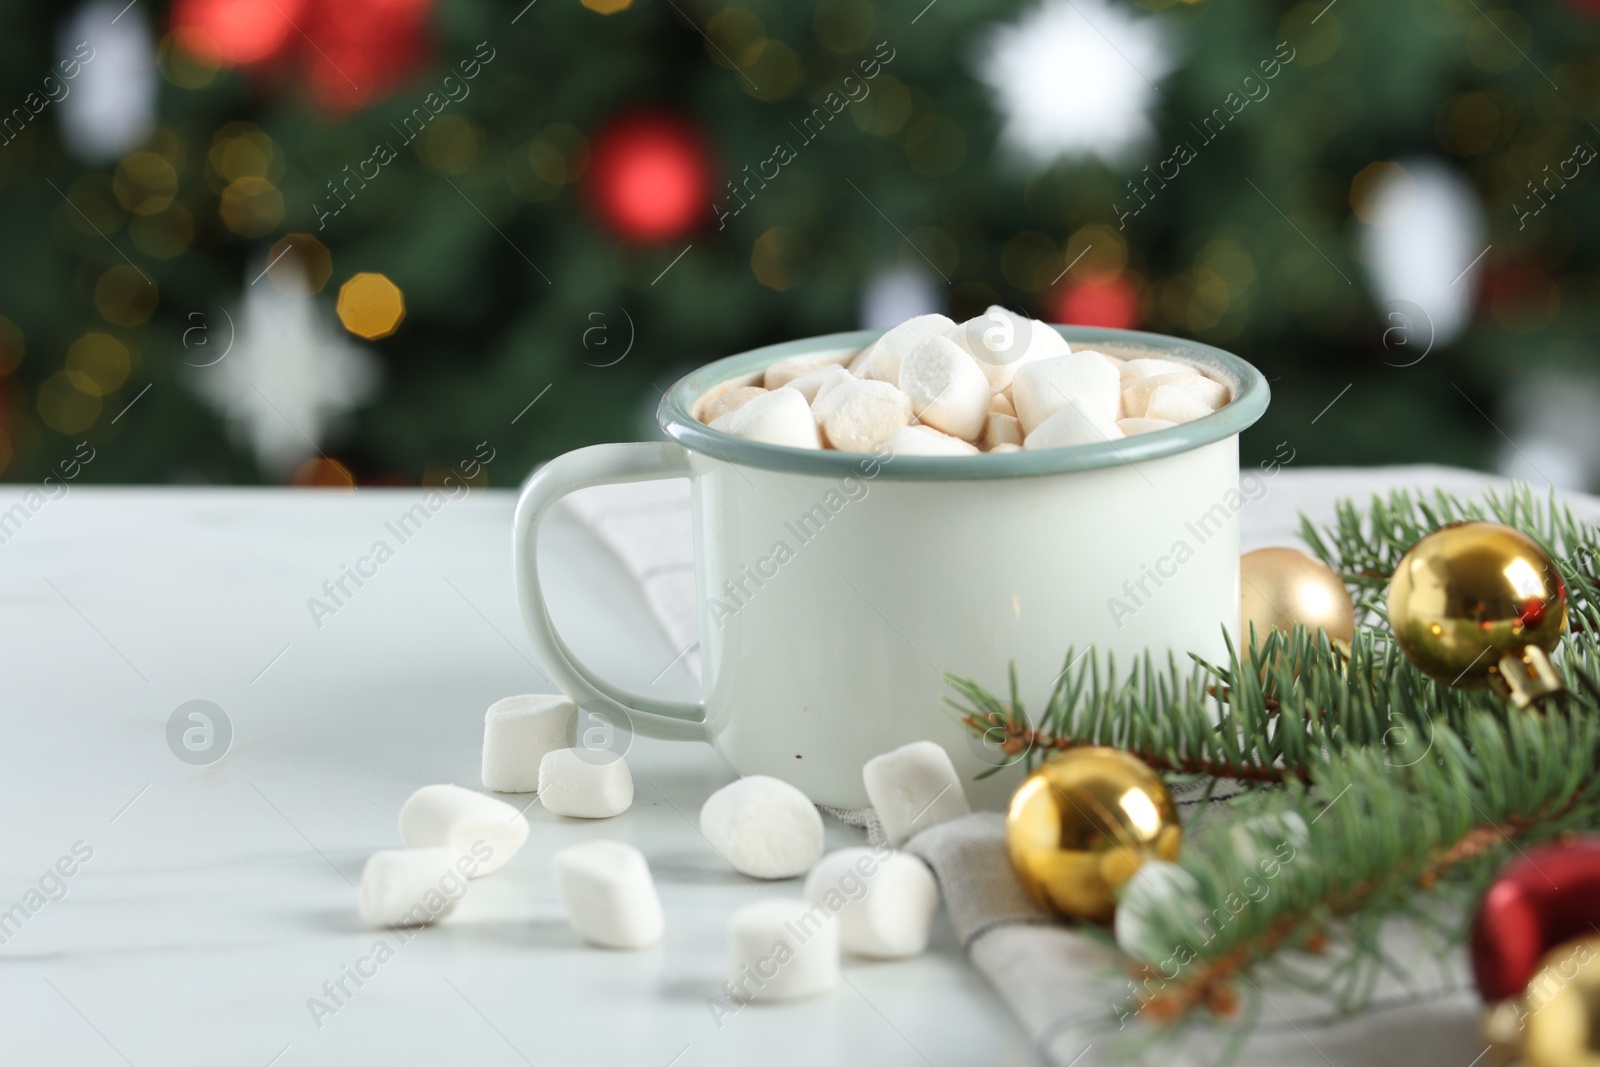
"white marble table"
0,486,1037,1067
1,465,1547,1067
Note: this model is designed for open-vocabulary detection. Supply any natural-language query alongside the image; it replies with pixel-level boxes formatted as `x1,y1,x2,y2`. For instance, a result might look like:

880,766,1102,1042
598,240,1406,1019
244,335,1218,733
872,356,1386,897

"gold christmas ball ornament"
1522,935,1600,1067
1239,547,1356,650
1004,747,1181,923
1387,521,1567,708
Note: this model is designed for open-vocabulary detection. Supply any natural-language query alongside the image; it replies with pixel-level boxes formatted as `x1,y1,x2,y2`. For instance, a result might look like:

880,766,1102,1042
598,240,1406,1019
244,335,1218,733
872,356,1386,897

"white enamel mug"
514,326,1269,808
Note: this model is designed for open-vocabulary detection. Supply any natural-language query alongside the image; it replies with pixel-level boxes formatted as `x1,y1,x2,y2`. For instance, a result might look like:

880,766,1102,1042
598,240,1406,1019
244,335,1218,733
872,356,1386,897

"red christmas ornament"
586,113,713,242
170,0,435,112
1050,275,1140,330
1471,838,1600,1002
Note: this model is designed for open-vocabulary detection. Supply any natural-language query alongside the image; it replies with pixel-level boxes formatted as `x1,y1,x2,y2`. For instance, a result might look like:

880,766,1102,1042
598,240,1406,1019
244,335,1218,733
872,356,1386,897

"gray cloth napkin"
563,464,1587,1065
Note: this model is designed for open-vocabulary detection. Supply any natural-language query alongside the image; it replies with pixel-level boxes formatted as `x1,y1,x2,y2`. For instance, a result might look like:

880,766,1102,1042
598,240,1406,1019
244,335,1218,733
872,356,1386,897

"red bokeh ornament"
586,113,713,242
1050,275,1140,330
1471,838,1600,1002
170,0,435,112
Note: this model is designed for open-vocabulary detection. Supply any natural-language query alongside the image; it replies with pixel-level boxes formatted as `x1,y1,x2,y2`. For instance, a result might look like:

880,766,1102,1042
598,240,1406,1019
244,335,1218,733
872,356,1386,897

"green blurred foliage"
0,0,1597,485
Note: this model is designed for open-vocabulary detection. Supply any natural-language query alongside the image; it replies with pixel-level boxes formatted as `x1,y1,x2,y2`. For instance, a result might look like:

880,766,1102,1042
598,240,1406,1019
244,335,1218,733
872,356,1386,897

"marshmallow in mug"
696,309,1233,454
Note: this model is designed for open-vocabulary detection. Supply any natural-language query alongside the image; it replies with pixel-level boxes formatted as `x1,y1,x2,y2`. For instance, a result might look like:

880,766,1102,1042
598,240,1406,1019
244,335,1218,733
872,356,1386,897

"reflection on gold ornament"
1523,935,1600,1067
1240,547,1355,651
337,273,406,340
1387,521,1567,708
1005,747,1180,922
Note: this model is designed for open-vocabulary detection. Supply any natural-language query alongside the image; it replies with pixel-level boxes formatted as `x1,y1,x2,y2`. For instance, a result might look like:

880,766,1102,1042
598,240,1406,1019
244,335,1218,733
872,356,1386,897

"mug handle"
512,442,708,742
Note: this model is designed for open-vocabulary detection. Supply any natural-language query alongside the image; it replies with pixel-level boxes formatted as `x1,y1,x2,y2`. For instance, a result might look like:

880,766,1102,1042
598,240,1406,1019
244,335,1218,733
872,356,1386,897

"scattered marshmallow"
989,391,1017,417
982,412,1024,450
989,442,1022,453
857,314,956,383
1118,357,1196,381
538,748,634,819
1146,384,1217,424
818,379,913,454
788,364,853,405
1011,350,1121,433
899,336,991,441
700,775,824,879
862,741,971,846
699,385,767,425
1024,397,1124,450
1117,417,1178,436
726,899,839,1001
553,840,664,950
399,784,528,876
359,847,470,927
481,694,575,794
803,848,940,959
953,305,1070,391
765,352,850,390
711,387,822,450
886,424,980,456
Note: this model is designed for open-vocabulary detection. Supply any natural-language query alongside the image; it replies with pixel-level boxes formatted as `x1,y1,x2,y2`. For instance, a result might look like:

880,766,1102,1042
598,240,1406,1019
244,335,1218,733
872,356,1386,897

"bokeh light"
114,152,178,216
508,125,589,203
170,0,302,66
337,273,406,340
292,456,356,488
1053,276,1140,330
0,316,24,376
129,204,195,259
37,372,102,434
265,234,334,296
751,228,807,290
219,176,284,236
65,333,132,397
587,114,711,241
94,267,159,327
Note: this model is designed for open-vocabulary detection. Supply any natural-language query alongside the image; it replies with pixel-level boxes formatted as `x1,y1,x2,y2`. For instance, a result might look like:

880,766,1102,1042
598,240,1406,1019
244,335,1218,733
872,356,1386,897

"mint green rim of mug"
658,326,1270,482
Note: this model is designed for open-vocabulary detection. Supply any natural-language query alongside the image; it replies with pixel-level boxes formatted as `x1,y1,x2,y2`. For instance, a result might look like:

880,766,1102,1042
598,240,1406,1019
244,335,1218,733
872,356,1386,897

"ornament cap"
1491,645,1565,709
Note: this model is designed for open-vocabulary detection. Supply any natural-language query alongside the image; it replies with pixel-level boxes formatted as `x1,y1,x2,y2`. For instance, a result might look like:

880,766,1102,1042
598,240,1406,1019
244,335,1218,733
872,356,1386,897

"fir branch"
949,482,1600,1042
1120,704,1600,1026
1299,483,1600,629
950,624,1490,787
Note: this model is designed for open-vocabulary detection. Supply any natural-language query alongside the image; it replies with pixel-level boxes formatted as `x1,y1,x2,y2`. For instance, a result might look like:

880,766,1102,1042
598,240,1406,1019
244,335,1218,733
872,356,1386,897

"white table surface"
0,466,1538,1067
0,485,1041,1067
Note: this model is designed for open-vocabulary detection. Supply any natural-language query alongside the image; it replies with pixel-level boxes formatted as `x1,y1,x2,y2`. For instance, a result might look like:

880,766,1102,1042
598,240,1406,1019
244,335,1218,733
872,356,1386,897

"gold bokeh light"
337,273,406,340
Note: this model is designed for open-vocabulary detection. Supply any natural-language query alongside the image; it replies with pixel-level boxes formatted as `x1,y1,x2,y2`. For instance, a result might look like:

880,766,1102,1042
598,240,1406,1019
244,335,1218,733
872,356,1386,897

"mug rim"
657,325,1270,481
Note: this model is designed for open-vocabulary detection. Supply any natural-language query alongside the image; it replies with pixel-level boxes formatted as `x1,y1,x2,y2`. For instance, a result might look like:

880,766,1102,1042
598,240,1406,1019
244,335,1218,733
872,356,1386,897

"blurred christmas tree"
0,0,1596,486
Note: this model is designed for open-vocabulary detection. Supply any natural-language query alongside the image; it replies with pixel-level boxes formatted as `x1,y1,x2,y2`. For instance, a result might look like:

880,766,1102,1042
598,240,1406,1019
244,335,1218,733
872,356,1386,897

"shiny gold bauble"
1387,521,1567,707
1004,747,1181,923
1523,935,1600,1067
1240,547,1356,650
